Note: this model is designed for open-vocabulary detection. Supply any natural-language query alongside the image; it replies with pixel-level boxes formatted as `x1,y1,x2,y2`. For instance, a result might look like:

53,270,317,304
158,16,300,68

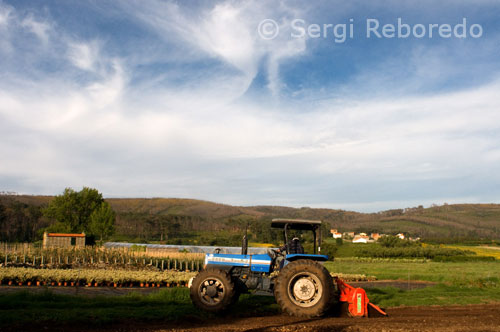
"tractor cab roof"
271,218,322,230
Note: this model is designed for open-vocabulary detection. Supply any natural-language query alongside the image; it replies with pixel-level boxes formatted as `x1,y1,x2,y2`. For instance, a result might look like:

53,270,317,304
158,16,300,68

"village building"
343,232,355,239
330,229,342,239
396,233,405,240
352,235,369,244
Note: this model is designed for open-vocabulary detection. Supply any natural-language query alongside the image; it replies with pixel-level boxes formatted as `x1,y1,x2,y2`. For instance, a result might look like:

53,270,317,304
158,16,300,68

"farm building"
330,229,342,239
43,232,86,248
352,235,369,244
343,232,355,239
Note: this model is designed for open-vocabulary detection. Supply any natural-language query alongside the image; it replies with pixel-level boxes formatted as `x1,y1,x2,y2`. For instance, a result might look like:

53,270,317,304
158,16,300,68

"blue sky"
1,1,500,212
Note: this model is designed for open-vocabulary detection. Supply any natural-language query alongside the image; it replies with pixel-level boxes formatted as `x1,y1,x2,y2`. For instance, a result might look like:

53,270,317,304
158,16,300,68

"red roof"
47,233,85,237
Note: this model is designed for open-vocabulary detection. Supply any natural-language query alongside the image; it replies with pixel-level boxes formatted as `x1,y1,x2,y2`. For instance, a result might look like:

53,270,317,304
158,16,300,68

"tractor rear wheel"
190,268,236,313
275,260,335,317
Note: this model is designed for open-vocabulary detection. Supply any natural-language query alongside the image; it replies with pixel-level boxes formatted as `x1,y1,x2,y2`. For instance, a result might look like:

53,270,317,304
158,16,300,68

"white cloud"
0,3,12,27
67,41,101,72
124,0,307,97
21,14,50,45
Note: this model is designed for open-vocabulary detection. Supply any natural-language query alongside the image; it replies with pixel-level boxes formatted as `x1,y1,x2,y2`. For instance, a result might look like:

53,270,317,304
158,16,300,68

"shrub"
433,255,496,262
355,246,473,259
321,243,337,261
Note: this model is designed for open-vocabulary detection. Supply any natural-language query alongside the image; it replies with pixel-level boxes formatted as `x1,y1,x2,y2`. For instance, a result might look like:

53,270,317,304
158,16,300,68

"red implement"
335,277,388,318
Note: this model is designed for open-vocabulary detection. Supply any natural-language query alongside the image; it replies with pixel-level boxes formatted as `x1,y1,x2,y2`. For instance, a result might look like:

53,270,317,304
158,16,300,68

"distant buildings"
352,235,369,243
330,229,415,244
330,229,342,239
343,232,355,239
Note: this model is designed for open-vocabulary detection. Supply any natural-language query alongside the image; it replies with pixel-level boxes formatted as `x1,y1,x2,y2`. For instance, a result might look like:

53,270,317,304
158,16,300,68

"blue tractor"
189,218,336,317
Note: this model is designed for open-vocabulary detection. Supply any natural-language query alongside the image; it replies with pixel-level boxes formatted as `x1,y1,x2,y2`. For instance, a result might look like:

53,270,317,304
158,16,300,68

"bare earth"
112,304,500,332
2,286,499,332
4,304,497,332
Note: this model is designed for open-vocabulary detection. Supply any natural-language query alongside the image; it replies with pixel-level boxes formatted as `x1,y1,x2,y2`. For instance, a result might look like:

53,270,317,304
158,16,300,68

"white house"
352,235,368,244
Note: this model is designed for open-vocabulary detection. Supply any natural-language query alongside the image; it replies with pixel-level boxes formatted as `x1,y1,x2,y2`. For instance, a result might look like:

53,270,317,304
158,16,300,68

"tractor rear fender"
285,254,329,262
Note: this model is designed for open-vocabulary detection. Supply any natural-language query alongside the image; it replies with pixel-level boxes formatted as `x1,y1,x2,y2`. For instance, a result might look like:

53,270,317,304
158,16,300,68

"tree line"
1,189,499,244
0,187,115,243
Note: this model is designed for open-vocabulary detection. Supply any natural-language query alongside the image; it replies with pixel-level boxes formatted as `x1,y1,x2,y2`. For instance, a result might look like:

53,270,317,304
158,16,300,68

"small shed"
43,232,86,248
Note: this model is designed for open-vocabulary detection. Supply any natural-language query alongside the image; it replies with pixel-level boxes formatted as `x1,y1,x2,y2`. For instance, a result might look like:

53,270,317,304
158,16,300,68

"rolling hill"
1,195,499,243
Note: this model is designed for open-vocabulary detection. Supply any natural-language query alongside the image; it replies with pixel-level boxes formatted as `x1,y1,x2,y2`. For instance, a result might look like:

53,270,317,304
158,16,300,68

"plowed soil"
10,303,500,332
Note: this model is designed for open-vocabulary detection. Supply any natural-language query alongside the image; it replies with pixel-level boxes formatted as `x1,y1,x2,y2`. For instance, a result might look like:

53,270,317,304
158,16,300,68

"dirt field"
4,304,498,332
2,285,498,332
107,304,500,332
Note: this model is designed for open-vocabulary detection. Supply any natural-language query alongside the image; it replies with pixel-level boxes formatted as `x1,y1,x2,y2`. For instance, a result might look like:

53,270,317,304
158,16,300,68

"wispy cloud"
67,41,101,72
20,13,50,46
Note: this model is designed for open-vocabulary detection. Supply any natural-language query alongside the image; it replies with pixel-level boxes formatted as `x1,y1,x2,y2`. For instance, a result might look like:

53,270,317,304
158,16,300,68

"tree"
379,235,403,247
43,187,108,234
89,202,115,241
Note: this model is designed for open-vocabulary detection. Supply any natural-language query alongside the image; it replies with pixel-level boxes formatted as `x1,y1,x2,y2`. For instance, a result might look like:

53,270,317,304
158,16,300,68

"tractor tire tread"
190,267,236,313
274,259,335,317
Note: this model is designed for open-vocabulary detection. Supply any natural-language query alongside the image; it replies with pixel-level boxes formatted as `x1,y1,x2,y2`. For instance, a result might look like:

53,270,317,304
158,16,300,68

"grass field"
325,259,500,286
0,288,279,328
2,258,500,327
444,245,500,259
327,259,500,308
366,284,500,307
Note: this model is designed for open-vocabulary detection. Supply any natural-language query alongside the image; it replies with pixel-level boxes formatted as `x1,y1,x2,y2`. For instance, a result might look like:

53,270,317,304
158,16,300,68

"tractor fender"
285,254,329,262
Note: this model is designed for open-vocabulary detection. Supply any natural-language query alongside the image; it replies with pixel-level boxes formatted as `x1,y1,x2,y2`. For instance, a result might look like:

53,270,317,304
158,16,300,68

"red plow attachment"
334,277,388,318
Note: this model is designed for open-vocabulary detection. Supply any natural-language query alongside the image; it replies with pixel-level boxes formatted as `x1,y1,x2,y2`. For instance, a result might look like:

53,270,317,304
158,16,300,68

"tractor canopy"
271,218,322,230
271,218,324,256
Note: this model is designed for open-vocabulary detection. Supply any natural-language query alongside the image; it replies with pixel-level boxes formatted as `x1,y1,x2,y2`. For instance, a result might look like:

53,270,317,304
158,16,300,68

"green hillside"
1,195,499,244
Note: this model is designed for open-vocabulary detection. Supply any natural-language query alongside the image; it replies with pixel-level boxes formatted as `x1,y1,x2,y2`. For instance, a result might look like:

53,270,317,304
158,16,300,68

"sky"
1,0,500,212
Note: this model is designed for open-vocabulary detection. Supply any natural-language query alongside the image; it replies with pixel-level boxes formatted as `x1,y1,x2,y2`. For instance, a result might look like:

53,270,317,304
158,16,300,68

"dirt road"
11,303,499,332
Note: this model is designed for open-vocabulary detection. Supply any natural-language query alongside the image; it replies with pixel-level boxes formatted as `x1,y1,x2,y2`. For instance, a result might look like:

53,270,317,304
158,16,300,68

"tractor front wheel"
275,260,335,317
190,268,236,313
